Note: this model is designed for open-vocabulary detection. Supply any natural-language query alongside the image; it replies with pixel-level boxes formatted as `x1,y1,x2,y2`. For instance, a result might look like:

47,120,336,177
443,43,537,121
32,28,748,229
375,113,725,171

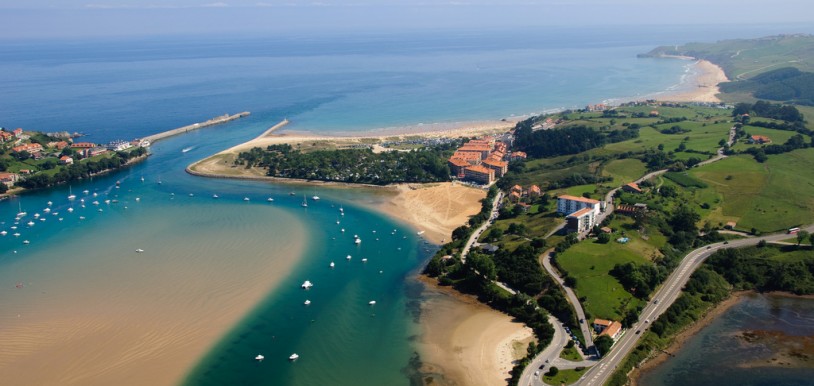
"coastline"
416,276,535,386
651,59,729,103
629,291,750,385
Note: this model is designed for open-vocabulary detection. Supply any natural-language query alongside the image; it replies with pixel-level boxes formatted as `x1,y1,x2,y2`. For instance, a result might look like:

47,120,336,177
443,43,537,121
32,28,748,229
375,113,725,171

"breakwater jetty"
142,111,250,144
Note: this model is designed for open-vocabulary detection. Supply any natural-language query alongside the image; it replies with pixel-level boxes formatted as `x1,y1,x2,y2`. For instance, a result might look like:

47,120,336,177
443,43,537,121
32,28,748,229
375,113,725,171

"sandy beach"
417,279,535,386
0,206,307,386
654,59,729,103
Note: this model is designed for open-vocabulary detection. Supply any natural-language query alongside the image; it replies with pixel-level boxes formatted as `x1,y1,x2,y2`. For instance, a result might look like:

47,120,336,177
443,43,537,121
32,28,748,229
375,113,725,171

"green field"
542,368,586,386
690,149,814,232
601,158,647,185
603,121,730,160
732,125,800,151
559,345,583,362
557,218,656,320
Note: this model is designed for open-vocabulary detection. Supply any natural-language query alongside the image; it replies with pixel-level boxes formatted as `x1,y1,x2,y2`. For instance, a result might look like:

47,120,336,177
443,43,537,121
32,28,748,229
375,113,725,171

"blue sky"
1,0,812,39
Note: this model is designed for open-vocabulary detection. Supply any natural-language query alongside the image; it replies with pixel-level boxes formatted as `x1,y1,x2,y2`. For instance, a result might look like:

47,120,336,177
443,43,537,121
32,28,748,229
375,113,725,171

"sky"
1,0,812,39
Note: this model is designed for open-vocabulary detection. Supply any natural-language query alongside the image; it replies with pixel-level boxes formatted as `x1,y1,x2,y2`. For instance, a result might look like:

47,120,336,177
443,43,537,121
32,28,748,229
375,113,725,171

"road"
540,249,595,355
574,224,814,386
460,191,503,263
518,315,569,386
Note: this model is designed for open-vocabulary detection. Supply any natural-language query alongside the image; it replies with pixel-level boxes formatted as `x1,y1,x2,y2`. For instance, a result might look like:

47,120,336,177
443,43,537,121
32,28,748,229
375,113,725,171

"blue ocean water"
1,24,811,385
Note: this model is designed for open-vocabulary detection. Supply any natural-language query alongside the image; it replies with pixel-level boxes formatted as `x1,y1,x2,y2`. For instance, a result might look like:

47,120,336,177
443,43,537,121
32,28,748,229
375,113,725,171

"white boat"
346,255,352,260
79,216,86,220
336,218,340,224
47,201,53,206
417,231,425,235
244,197,250,201
10,226,17,230
135,197,141,202
67,207,74,213
26,221,34,226
33,213,40,218
82,189,89,195
339,205,343,213
189,193,194,197
301,280,313,289
301,195,308,208
289,353,299,361
255,354,264,362
13,233,21,237
93,192,98,197
136,249,144,253
23,240,30,245
104,199,111,204
362,258,368,263
330,262,335,268
98,208,103,212
267,197,274,202
16,203,26,218
213,194,219,199
68,186,76,201
43,208,51,213
304,300,311,305
39,218,45,222
140,176,145,182
92,201,99,206
355,238,361,244
0,231,7,236
341,228,345,233
369,301,376,305
312,195,320,201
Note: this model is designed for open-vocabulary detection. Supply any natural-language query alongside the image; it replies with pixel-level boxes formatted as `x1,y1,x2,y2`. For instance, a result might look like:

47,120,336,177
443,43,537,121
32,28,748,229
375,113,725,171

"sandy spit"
654,59,730,103
416,277,535,386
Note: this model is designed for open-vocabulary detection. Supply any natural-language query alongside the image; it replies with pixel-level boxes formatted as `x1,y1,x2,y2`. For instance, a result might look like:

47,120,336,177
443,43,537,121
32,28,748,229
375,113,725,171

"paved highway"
460,191,503,263
518,315,570,386
574,225,814,386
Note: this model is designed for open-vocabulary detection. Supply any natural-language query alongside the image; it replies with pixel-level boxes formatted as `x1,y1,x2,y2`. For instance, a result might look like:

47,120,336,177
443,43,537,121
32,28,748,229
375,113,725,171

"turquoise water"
639,294,814,386
2,25,808,385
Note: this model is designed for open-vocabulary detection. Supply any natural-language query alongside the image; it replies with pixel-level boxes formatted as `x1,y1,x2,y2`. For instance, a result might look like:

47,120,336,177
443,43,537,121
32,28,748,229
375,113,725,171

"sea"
638,294,814,386
1,23,812,385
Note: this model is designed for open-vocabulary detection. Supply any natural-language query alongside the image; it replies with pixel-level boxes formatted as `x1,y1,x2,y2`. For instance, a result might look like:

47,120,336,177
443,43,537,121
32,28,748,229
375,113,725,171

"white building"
557,195,601,232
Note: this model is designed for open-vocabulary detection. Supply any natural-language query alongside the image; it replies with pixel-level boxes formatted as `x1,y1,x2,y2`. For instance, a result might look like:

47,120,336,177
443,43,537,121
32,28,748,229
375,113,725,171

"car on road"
653,299,659,304
635,330,640,334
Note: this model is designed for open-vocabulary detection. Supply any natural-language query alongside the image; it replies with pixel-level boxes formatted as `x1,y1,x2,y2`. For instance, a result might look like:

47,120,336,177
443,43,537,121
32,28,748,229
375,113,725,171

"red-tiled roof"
568,207,594,218
626,182,642,192
594,318,613,327
465,165,492,174
482,159,507,168
448,157,470,167
558,194,600,204
600,321,623,338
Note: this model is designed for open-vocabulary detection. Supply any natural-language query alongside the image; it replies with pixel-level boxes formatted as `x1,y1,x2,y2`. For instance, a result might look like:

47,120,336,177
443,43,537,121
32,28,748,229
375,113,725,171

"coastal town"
0,127,150,195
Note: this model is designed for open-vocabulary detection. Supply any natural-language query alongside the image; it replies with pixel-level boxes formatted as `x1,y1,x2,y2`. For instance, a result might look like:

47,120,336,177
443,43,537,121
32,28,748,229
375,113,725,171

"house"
88,147,108,157
593,319,613,334
12,143,43,154
482,158,508,178
59,155,74,165
479,244,500,254
623,182,642,194
0,172,19,187
749,135,771,144
511,185,523,194
566,207,596,233
448,157,470,177
600,321,623,340
55,141,69,150
649,110,660,117
508,191,522,202
71,142,96,150
510,151,527,161
528,185,542,198
600,226,613,234
725,221,737,230
0,131,12,142
13,128,23,137
463,165,494,184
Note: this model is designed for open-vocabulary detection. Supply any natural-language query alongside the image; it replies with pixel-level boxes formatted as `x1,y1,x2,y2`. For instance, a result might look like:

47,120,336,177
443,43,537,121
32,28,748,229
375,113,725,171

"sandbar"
416,279,535,386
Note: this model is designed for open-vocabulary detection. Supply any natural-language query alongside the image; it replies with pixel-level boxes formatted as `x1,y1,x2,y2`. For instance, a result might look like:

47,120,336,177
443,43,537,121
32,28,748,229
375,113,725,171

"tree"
452,225,470,241
546,366,559,377
564,276,577,288
809,232,814,248
595,335,614,356
597,232,611,244
797,230,810,246
469,253,497,281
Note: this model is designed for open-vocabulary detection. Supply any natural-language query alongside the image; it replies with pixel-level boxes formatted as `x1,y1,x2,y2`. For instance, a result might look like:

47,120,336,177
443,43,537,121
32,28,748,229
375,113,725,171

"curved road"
461,191,503,263
540,249,595,354
574,225,814,386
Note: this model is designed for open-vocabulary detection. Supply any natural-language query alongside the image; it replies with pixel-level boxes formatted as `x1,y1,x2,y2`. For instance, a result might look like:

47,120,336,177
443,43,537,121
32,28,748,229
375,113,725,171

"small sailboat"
355,237,361,245
289,353,299,361
361,258,368,263
301,195,308,208
68,186,76,201
43,207,51,213
346,255,352,260
330,262,335,268
267,197,274,202
312,195,320,201
26,221,35,227
82,189,90,195
140,176,145,182
339,205,344,213
212,194,219,199
244,197,250,201
47,201,53,206
0,231,7,236
189,193,194,197
68,206,74,213
23,240,30,245
92,201,99,206
13,232,21,237
336,218,340,224
341,228,345,233
301,280,313,289
369,301,376,306
79,216,86,220
255,354,264,362
135,197,141,202
289,192,296,196
304,300,311,305
16,202,26,218
136,249,144,253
